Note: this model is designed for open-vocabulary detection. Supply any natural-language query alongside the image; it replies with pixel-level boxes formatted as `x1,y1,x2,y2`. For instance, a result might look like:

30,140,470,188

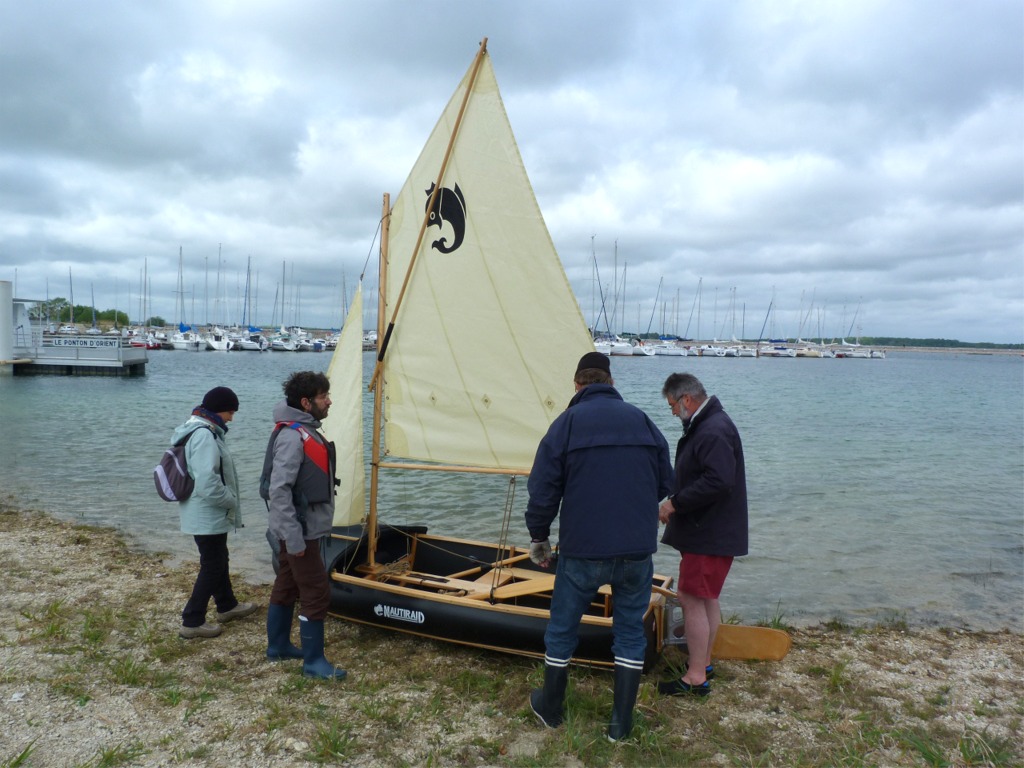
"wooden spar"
377,461,528,476
367,192,391,568
368,37,489,392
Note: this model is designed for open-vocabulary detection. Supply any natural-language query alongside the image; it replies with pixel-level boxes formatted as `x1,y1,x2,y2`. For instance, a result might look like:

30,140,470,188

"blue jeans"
544,554,653,668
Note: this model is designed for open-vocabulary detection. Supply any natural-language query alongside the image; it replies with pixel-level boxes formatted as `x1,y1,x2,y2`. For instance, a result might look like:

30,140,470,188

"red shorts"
678,554,734,599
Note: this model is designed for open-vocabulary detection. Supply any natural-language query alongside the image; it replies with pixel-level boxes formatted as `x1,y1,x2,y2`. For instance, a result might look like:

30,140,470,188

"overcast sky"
2,1,1021,343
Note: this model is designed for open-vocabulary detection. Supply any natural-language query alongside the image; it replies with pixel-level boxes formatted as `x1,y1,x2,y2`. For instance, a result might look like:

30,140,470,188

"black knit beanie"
576,351,611,374
201,386,240,413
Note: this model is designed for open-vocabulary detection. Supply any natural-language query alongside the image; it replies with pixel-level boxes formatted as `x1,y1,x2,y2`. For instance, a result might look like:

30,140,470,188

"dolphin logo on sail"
425,182,466,254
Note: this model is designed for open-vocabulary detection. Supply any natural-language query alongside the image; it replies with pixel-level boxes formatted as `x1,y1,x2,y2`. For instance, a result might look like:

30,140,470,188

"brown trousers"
269,538,331,621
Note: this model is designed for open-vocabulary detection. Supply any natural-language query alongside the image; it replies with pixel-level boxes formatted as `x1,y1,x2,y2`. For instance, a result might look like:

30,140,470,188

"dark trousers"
270,538,331,621
182,533,238,628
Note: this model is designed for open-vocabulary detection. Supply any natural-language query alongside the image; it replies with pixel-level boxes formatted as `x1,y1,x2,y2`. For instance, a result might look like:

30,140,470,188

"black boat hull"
271,524,668,670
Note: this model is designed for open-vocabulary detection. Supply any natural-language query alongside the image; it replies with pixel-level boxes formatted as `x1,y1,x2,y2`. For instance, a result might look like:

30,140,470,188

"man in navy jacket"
657,372,748,696
526,351,673,742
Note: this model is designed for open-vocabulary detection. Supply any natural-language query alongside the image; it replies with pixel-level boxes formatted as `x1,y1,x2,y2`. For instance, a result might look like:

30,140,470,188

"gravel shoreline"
1,502,1021,767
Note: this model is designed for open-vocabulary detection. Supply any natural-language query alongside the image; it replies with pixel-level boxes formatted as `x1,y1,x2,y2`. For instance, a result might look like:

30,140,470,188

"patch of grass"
276,672,315,696
926,684,953,708
139,623,192,664
309,718,356,763
354,695,393,723
39,618,71,644
79,740,147,768
761,600,794,631
895,727,951,767
0,665,15,685
825,659,853,696
50,663,92,705
258,697,291,732
108,656,148,686
958,726,1018,766
156,686,184,707
879,612,910,632
173,744,212,761
182,688,217,722
0,740,36,768
79,607,115,649
203,658,229,674
823,616,851,631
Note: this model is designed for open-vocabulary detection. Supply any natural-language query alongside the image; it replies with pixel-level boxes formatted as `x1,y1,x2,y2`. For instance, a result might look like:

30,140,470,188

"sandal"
657,678,711,697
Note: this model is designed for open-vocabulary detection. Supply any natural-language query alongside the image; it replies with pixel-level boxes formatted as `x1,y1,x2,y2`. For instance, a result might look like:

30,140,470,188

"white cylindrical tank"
0,280,14,373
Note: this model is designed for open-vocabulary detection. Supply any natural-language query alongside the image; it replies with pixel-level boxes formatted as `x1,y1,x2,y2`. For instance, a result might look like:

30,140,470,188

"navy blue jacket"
526,384,673,558
661,395,749,556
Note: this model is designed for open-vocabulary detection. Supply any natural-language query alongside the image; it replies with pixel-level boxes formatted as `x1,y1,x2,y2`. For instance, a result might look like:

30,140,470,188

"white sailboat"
169,248,201,351
299,40,674,668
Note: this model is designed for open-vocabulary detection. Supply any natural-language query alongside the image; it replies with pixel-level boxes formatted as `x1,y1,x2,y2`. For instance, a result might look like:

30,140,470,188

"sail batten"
382,48,593,470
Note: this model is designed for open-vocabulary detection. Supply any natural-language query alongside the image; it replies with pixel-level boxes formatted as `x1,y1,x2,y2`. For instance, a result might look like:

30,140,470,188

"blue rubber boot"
298,617,347,680
266,603,303,661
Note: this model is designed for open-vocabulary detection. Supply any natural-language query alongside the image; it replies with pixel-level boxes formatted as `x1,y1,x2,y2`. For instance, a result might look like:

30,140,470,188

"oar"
446,551,533,580
652,585,792,661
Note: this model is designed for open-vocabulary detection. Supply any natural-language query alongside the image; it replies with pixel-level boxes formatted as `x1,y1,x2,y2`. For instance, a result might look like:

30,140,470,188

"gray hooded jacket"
266,400,335,555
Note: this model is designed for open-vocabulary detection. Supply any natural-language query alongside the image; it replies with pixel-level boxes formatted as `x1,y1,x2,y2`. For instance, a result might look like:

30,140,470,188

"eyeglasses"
669,393,691,411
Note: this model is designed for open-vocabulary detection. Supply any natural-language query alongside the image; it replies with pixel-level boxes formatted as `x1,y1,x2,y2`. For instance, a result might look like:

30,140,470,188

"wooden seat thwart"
465,573,556,600
369,566,558,601
375,570,491,595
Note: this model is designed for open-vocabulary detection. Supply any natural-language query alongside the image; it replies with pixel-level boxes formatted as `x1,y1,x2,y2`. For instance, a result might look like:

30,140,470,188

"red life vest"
263,421,335,505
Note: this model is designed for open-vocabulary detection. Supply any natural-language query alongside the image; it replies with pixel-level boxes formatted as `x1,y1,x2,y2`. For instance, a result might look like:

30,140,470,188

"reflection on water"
0,349,1021,630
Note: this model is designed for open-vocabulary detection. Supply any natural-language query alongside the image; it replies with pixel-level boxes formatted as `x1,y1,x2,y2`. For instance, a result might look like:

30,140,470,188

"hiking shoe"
179,622,222,639
217,602,258,623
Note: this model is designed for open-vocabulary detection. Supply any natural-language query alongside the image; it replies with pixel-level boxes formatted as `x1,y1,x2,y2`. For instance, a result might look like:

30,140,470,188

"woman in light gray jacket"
173,386,257,639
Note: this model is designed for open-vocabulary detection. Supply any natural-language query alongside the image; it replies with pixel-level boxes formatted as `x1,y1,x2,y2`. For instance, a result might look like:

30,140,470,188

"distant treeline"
628,331,1022,350
860,337,1023,350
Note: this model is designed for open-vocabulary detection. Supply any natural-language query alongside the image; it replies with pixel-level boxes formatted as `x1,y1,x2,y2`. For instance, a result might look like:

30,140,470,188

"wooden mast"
367,192,390,568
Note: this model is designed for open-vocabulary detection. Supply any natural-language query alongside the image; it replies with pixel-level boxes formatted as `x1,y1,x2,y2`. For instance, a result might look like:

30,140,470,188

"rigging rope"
485,475,519,598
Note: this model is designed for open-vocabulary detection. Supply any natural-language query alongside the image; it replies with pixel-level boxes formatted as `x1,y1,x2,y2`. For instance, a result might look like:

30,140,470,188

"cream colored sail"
324,283,365,526
382,47,593,472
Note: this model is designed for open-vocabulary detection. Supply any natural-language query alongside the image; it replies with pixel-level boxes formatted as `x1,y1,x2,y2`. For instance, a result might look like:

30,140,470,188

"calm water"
1,348,1021,631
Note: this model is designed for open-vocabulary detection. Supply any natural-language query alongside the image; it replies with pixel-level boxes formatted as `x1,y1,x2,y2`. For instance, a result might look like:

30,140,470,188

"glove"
529,539,552,568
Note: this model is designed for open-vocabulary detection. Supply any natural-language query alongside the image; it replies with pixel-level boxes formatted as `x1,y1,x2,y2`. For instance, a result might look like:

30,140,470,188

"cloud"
1,0,1021,343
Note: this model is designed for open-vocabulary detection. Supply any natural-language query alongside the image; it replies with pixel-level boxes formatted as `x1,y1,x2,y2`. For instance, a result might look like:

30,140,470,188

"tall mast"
367,192,391,567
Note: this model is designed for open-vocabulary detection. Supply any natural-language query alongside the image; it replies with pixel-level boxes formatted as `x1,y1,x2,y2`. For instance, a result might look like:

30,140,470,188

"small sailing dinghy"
287,39,675,669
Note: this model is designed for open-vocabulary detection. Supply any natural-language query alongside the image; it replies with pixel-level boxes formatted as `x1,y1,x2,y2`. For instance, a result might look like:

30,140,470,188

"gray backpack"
154,426,216,502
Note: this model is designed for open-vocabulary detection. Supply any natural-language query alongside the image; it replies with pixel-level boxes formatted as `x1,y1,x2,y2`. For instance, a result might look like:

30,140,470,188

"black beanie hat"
576,351,611,374
202,386,240,413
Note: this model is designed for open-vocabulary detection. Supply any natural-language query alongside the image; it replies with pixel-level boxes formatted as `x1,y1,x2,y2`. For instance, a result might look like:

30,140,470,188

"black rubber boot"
299,617,347,680
529,663,568,728
266,603,303,661
607,663,643,742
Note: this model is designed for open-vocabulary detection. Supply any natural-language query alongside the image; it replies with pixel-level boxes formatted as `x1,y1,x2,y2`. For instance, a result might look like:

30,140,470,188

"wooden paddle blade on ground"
712,624,792,661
